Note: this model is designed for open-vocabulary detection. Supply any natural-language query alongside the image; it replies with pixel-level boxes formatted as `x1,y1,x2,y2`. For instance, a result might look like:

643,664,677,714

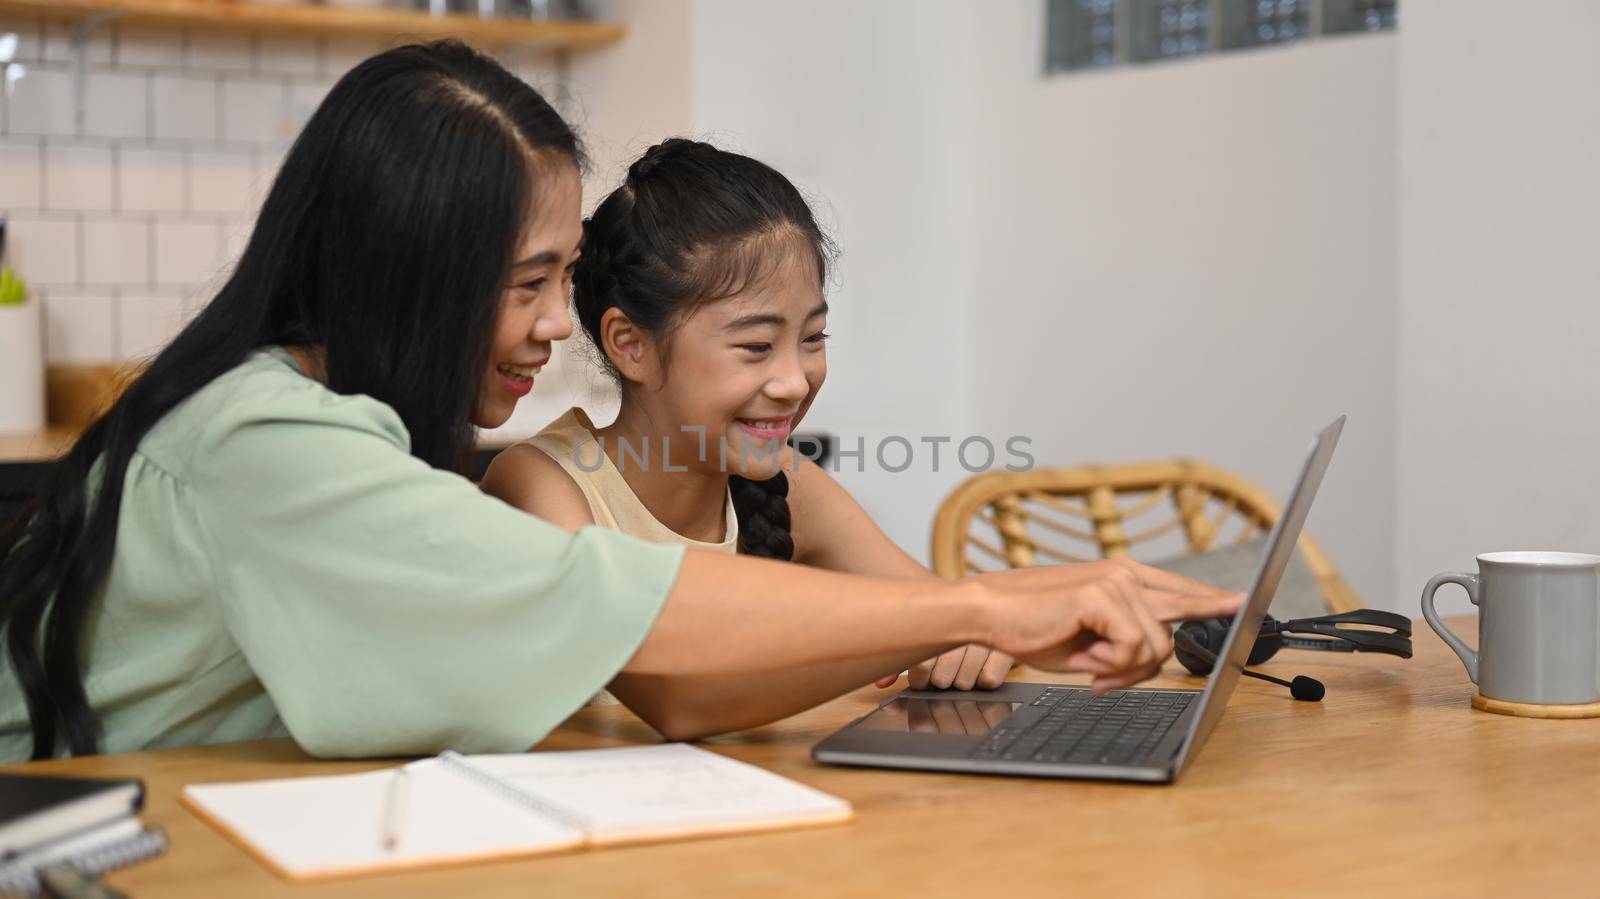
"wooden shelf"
0,428,73,463
0,0,624,50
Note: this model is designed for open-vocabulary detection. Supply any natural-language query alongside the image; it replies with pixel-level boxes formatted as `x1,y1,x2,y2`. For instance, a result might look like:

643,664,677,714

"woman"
0,42,1237,763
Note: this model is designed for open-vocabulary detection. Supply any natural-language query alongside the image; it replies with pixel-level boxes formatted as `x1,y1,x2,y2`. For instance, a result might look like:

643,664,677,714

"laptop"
812,415,1345,784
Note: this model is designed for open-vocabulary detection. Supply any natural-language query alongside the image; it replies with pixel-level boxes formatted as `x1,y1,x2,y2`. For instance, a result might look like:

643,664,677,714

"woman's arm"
786,456,1016,692
620,550,1239,740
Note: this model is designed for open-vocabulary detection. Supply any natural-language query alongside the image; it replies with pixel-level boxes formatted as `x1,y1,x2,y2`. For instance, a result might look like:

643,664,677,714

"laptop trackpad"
855,697,1024,736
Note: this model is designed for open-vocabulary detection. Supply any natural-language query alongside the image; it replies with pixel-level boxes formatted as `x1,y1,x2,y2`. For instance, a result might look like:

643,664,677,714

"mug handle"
1421,572,1481,683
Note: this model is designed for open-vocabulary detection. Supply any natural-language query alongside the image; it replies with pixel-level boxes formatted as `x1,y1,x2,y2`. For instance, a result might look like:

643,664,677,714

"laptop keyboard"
969,688,1195,767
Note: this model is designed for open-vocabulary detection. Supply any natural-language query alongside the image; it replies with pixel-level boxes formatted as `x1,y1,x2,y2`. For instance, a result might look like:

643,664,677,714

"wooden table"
6,616,1597,898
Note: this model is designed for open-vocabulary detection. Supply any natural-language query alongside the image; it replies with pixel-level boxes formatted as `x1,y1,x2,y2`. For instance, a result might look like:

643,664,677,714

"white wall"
691,1,1400,608
692,0,985,559
563,0,696,193
1396,0,1600,615
968,7,1398,607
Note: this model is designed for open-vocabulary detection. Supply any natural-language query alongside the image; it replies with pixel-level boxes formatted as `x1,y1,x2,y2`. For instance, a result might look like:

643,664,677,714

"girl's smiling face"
609,238,829,479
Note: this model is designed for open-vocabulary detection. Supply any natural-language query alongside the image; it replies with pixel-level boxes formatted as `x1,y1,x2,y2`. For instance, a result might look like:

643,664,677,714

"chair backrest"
930,459,1360,614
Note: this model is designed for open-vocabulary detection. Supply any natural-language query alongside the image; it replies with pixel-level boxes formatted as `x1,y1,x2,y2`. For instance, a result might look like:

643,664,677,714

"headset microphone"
1173,627,1326,702
1287,675,1326,702
1240,668,1327,702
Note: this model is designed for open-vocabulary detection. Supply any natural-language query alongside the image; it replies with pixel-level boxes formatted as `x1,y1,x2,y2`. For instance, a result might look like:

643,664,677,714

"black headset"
1173,609,1413,702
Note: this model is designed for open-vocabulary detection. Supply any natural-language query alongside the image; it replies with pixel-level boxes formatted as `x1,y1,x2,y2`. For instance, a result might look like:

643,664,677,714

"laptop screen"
1170,415,1345,776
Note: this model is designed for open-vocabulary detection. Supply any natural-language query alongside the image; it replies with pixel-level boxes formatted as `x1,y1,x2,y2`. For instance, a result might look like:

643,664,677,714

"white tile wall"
6,216,79,284
153,220,222,286
116,26,185,69
44,144,114,211
188,148,255,215
43,292,117,363
186,32,254,73
7,66,74,137
257,36,321,77
151,75,218,142
41,20,112,67
321,37,385,77
0,18,571,364
82,218,150,285
118,292,192,360
221,222,252,265
0,140,42,210
82,71,150,140
118,146,185,213
285,80,333,135
220,77,288,144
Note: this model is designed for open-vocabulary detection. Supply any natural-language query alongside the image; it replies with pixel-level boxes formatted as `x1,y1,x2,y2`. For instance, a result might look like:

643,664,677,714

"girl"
482,140,1188,736
0,44,1231,763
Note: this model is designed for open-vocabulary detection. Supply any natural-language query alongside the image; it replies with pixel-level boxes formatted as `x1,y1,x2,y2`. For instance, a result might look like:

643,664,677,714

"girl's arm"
480,444,598,531
786,456,1016,691
786,454,929,577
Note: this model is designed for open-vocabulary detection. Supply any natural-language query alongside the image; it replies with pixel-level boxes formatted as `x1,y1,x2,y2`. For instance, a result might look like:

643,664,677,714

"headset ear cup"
1174,617,1231,675
1174,622,1212,675
1248,632,1283,666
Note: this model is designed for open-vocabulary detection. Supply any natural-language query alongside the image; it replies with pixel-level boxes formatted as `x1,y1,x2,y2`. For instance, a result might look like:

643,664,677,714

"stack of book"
0,774,166,895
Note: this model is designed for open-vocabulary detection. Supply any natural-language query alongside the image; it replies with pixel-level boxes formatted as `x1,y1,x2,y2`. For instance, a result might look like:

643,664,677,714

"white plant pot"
0,298,46,434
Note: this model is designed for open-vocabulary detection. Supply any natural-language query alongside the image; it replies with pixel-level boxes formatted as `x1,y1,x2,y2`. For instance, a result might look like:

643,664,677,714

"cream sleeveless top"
522,408,739,554
522,408,738,708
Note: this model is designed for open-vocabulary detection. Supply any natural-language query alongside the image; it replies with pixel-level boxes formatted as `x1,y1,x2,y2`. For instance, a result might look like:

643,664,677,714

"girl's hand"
874,646,1016,691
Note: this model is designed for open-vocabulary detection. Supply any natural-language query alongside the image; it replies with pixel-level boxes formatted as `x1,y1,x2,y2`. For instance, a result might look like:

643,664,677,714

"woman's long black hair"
0,40,582,760
572,138,833,561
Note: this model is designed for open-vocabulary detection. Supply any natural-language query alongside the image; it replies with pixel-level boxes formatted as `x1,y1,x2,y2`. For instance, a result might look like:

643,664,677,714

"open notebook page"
466,743,853,845
181,764,583,881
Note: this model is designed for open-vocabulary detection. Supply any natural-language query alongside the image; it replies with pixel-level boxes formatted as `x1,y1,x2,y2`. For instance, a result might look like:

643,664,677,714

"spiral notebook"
0,817,168,895
181,744,853,882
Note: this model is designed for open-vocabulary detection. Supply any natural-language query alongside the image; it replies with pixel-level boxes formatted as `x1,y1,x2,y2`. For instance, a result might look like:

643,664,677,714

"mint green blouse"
0,348,684,762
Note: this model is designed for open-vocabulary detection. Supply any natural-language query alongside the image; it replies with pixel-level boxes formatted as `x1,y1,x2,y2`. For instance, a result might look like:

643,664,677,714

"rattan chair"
931,460,1361,614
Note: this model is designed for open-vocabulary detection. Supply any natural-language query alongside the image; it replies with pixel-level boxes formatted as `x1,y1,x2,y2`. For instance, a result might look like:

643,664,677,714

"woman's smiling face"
631,238,829,480
473,164,582,429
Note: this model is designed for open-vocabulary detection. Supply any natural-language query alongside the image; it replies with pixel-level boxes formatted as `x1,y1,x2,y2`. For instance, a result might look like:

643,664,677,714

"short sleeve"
187,377,683,758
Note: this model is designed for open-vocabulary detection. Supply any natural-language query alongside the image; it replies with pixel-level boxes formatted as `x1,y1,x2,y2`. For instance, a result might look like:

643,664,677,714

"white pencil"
382,766,411,852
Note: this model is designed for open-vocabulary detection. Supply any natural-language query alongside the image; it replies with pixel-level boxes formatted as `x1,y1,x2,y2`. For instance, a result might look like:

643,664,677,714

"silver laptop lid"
1170,415,1345,776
